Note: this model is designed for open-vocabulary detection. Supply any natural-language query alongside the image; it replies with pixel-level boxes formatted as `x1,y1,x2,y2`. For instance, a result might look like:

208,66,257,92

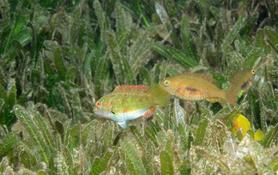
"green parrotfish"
94,85,170,128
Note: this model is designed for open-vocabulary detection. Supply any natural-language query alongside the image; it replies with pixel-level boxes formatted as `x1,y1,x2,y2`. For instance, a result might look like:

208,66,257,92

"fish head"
240,69,255,90
160,76,182,96
160,75,197,98
94,95,115,119
231,68,256,95
225,68,257,104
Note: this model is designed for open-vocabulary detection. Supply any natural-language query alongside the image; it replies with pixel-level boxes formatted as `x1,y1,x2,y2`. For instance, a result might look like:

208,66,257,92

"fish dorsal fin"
113,85,149,93
183,71,215,83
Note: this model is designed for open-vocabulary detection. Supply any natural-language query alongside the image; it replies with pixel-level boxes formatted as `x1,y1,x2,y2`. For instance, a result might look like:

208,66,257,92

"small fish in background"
226,69,256,104
160,72,231,105
94,85,170,128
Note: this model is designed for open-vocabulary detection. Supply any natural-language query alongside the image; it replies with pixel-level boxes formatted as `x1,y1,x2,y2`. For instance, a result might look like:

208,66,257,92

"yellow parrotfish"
160,69,255,105
160,72,232,104
94,85,170,128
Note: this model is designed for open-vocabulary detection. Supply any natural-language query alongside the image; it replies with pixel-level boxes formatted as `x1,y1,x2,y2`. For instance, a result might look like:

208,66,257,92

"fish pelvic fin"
117,121,128,128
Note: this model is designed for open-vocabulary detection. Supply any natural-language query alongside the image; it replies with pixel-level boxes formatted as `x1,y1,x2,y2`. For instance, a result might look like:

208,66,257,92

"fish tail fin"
149,85,171,107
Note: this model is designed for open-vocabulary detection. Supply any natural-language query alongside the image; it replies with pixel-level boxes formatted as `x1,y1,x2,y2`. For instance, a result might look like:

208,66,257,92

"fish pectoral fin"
117,121,128,128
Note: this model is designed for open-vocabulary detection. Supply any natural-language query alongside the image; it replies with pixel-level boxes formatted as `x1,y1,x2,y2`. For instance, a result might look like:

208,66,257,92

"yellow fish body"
160,69,255,105
160,72,229,104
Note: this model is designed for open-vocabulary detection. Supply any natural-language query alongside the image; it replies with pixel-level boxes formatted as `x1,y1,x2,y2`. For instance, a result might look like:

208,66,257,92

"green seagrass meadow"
0,0,277,174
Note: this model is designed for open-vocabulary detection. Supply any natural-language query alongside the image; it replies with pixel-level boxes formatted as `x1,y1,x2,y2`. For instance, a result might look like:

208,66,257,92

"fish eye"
95,101,101,108
251,69,255,75
163,80,170,87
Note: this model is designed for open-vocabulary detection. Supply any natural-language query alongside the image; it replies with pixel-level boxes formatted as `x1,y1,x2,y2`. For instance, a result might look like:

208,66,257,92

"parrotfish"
160,72,231,104
94,85,170,128
160,69,255,105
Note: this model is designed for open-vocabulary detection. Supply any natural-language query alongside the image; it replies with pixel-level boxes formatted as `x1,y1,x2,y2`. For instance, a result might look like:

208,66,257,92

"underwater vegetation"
0,0,277,174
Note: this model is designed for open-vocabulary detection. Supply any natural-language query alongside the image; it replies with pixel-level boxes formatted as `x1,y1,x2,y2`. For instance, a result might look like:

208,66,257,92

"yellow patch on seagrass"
253,129,265,141
232,114,251,138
